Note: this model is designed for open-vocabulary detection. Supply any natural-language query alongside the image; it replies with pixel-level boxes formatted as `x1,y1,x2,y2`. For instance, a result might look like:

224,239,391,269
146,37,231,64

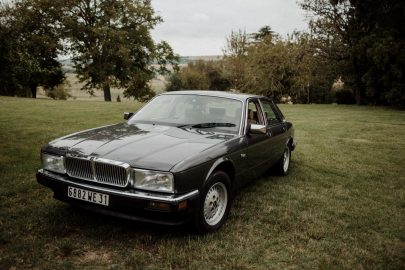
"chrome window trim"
238,99,247,136
243,97,266,135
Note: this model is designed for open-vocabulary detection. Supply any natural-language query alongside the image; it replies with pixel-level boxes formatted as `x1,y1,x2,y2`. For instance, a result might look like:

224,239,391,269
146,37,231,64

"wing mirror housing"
249,124,267,134
124,112,134,120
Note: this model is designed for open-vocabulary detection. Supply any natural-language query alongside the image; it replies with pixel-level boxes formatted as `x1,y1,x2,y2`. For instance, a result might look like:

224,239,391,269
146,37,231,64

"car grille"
66,157,129,187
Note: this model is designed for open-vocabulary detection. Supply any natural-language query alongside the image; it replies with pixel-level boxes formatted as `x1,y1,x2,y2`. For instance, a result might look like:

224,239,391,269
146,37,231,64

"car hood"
48,123,236,171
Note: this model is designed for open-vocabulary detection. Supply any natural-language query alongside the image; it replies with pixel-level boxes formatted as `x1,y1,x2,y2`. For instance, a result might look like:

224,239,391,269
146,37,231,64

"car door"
244,98,275,180
259,98,287,166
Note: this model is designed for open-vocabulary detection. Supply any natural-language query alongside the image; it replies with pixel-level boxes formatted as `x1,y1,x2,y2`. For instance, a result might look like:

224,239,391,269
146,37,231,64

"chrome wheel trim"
203,182,228,226
283,147,290,173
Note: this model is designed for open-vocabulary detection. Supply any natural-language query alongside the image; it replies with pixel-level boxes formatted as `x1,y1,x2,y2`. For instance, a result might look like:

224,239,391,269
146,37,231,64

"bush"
46,82,72,100
165,60,230,92
334,89,355,104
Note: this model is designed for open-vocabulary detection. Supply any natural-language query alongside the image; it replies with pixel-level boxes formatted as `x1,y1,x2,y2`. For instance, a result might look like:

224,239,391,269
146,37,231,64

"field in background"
0,97,404,269
37,73,167,102
51,55,221,102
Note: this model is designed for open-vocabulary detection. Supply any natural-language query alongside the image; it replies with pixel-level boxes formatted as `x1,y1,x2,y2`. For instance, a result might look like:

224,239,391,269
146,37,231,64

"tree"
351,0,405,106
300,0,405,106
222,30,249,90
0,0,64,98
62,0,178,102
165,60,230,91
251,25,277,42
244,35,292,99
223,27,296,101
289,31,339,104
166,72,183,91
300,0,364,104
220,27,338,103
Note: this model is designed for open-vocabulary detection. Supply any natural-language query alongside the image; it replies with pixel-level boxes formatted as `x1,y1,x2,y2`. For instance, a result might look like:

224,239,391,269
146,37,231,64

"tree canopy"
0,0,64,98
300,0,405,106
0,0,178,101
167,27,338,104
166,60,230,92
62,0,178,101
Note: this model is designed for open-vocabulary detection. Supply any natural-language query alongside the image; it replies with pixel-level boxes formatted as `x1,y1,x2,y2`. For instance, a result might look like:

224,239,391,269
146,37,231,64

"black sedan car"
37,91,296,233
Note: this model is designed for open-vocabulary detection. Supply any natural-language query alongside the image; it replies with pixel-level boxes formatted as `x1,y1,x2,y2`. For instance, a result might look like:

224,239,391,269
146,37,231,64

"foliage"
45,81,72,100
242,31,291,100
0,0,178,102
166,72,183,92
222,30,249,90
300,0,405,106
334,88,356,104
165,60,230,91
220,27,337,103
0,0,64,98
62,0,178,102
213,2,405,106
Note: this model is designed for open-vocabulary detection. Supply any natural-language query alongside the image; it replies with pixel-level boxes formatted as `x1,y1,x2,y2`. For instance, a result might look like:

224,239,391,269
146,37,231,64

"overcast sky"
151,0,308,56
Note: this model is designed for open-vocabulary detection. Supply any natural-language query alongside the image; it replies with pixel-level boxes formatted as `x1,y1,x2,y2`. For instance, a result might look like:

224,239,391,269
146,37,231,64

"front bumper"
37,169,200,225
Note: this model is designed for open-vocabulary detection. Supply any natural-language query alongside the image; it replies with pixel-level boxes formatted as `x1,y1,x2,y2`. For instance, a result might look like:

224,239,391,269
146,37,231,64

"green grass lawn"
0,96,404,269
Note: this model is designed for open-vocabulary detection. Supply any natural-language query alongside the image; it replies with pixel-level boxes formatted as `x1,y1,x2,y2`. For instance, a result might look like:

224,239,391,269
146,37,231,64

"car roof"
160,90,265,102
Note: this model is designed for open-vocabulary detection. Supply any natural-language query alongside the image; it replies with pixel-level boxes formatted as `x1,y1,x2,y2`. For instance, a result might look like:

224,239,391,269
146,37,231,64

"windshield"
128,94,243,134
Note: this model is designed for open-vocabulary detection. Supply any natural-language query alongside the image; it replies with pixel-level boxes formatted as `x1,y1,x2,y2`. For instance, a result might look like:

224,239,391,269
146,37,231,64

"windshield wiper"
178,122,236,129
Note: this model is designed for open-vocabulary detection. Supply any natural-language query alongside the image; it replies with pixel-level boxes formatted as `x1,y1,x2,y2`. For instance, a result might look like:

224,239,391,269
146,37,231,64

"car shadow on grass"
40,202,196,240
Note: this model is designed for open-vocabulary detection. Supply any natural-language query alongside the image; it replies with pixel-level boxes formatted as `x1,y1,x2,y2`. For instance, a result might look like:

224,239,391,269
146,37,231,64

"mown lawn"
0,96,404,269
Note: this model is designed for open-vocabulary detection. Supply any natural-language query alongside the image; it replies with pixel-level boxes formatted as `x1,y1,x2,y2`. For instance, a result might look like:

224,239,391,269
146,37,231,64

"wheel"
194,170,231,234
277,145,291,176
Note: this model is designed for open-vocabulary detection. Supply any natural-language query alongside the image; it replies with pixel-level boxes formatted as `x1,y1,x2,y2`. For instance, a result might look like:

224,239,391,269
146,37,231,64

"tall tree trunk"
353,57,364,105
30,84,37,98
306,83,310,104
103,81,112,102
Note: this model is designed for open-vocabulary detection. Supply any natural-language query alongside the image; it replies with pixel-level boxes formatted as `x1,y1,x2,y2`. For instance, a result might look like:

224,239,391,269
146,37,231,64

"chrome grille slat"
66,158,92,180
66,157,129,187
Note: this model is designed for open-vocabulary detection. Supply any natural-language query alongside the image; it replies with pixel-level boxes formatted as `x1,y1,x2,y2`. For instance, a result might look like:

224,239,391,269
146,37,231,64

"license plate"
67,186,109,206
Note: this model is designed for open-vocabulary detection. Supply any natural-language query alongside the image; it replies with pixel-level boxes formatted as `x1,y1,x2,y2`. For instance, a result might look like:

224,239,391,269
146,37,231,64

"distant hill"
179,55,222,65
58,55,222,69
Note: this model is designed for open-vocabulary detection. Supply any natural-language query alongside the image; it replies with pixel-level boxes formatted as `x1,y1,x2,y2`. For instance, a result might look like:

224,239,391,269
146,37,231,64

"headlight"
42,153,66,174
133,169,174,193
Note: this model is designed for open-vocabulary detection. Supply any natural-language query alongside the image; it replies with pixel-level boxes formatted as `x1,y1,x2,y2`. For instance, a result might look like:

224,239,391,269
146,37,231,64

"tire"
277,145,291,176
194,170,232,234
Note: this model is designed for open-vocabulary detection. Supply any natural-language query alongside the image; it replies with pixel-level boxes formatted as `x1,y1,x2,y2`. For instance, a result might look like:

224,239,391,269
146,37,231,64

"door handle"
282,126,286,132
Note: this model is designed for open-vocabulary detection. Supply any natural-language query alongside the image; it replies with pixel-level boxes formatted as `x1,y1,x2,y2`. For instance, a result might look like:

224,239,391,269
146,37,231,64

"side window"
247,100,265,125
260,99,280,125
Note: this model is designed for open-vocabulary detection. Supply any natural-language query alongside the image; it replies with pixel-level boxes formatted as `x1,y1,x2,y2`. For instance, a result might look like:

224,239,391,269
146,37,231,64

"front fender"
204,157,235,183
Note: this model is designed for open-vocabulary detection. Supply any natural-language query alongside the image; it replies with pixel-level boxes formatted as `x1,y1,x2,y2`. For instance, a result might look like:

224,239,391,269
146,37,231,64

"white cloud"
151,0,308,56
191,12,210,23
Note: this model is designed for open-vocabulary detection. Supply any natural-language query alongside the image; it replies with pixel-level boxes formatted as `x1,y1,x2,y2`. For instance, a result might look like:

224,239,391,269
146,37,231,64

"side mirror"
249,124,267,134
124,112,134,120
